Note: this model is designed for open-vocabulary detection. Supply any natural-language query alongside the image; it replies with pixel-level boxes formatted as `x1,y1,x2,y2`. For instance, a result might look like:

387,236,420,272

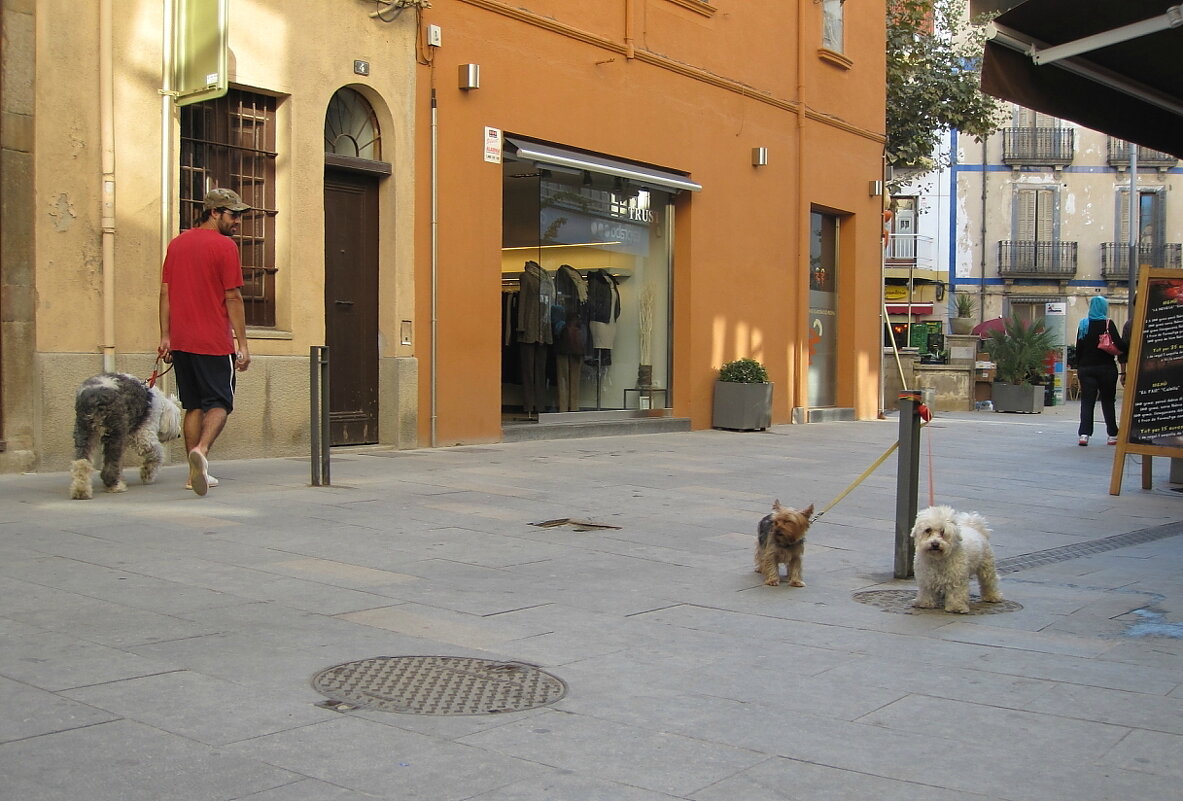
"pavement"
2,399,1182,801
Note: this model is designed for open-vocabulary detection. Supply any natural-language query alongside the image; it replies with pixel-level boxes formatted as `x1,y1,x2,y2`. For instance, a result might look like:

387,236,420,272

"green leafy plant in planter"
717,357,769,384
985,314,1059,413
713,358,772,430
950,292,977,334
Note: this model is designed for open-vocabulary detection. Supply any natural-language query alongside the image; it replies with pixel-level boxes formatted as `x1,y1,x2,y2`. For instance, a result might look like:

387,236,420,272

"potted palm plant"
985,314,1058,413
950,293,976,335
712,358,772,430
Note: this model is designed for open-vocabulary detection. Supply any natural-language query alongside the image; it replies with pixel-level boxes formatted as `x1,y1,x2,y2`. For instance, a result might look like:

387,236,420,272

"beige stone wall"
17,0,419,472
0,0,37,472
35,353,314,471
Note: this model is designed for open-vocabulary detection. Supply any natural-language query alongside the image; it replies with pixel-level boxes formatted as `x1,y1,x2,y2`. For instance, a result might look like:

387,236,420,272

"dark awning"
980,1,1183,158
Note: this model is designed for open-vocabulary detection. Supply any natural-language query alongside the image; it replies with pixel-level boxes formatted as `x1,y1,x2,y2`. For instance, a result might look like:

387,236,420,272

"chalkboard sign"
1110,268,1183,494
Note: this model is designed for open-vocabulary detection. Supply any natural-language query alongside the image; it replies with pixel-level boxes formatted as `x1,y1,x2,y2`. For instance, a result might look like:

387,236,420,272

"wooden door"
324,169,379,445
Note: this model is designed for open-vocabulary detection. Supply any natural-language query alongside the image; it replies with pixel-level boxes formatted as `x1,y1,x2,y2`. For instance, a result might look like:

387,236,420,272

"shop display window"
501,158,674,417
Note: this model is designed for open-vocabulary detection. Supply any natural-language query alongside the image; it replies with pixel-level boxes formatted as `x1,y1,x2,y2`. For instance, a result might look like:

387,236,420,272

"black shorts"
170,351,236,413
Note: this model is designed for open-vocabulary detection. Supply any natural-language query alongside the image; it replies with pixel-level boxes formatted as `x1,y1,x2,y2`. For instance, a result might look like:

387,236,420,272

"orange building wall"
416,0,886,445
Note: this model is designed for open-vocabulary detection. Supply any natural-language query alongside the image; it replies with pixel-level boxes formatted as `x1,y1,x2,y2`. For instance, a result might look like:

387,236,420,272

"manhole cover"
311,656,566,715
852,589,1023,615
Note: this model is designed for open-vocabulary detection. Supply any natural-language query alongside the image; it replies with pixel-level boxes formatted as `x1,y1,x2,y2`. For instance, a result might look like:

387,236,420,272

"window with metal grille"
179,89,278,327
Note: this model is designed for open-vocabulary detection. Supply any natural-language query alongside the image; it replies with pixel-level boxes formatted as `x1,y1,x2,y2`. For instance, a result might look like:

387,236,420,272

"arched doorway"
323,87,390,444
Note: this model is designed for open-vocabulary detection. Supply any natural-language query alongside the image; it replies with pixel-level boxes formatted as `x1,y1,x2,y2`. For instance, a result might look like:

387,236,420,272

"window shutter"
1015,189,1036,241
1035,188,1055,241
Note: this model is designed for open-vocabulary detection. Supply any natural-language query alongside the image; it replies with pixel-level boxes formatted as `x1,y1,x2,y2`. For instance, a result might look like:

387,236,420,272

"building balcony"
1106,139,1178,171
997,240,1078,279
1001,127,1074,167
884,233,935,270
1100,242,1183,280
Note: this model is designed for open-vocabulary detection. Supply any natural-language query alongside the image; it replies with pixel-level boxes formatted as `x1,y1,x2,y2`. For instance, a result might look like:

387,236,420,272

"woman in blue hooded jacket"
1075,295,1126,446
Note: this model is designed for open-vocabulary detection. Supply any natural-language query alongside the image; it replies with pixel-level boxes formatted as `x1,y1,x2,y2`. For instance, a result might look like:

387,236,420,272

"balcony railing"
997,240,1078,279
1100,242,1183,279
1106,139,1179,170
885,233,935,270
1001,127,1075,166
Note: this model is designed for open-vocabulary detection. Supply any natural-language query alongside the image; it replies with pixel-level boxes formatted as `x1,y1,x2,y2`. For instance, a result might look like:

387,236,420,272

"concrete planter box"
950,317,975,335
991,382,1043,414
712,382,772,430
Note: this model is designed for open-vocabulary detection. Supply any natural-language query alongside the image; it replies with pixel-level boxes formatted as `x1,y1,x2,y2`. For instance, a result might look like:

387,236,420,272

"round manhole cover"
311,656,567,715
852,589,1023,615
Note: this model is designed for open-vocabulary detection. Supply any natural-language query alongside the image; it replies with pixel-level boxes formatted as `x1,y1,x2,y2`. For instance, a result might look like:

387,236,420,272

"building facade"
951,111,1182,338
1,0,886,474
887,110,1183,367
415,0,887,446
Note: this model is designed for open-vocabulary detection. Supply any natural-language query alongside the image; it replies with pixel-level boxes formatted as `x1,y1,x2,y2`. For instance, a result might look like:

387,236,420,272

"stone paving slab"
2,404,1183,800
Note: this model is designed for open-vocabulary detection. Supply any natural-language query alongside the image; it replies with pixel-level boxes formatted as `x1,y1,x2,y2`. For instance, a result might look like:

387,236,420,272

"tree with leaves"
886,0,1003,175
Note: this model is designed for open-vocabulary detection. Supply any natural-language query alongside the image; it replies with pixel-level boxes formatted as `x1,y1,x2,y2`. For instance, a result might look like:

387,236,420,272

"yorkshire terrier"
754,499,814,587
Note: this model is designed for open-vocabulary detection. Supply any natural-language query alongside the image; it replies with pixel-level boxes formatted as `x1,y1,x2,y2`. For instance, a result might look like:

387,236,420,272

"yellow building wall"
27,0,418,469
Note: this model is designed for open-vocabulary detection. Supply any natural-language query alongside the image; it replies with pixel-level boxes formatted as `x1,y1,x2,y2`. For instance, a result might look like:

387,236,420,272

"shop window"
179,89,279,327
501,159,675,417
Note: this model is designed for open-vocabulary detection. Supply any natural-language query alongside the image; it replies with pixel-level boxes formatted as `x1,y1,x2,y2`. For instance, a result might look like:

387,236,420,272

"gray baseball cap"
202,188,251,212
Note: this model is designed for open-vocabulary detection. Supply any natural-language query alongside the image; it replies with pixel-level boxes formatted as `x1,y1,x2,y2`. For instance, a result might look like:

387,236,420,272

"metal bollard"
894,390,922,578
310,346,331,486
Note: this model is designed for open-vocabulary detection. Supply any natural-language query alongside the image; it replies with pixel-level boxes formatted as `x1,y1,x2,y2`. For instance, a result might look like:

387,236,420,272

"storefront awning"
504,137,703,193
980,1,1183,158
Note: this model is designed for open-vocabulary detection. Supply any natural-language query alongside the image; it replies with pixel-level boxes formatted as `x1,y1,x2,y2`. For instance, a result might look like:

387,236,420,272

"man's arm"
158,283,172,361
224,287,251,370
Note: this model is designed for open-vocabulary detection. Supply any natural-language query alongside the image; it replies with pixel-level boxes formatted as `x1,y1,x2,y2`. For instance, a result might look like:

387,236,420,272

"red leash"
918,403,935,507
147,356,173,389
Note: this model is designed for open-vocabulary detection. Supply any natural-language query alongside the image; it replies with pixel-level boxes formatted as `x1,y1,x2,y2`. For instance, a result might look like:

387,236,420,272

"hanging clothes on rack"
553,264,589,411
516,260,555,415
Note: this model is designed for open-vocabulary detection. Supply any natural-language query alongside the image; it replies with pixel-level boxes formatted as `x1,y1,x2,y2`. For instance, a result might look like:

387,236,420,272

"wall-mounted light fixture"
869,180,884,196
751,147,769,167
459,64,480,90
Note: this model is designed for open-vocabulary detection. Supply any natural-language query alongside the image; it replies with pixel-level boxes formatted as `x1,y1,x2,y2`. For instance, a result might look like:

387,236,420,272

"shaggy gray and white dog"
69,373,182,500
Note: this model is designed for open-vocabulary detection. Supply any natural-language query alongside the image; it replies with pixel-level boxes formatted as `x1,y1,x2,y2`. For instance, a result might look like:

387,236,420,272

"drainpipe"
979,138,987,322
430,85,439,447
100,0,117,372
624,0,636,59
161,0,176,276
794,0,807,419
1127,143,1138,305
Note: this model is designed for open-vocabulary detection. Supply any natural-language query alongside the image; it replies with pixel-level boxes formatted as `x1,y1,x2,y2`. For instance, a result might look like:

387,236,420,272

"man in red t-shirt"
158,188,252,496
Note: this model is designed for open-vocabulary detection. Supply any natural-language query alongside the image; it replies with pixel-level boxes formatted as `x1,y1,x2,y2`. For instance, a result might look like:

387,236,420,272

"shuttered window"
1014,187,1056,242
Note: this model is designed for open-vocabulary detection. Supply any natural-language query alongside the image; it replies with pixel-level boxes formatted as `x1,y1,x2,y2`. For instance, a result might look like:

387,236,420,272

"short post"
894,390,922,578
310,346,331,486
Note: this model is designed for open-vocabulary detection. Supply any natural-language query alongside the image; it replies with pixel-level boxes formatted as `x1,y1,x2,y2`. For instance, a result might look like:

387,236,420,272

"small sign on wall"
484,127,502,163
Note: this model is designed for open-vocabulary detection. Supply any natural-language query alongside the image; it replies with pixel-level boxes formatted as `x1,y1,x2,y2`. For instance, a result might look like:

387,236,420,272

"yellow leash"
810,418,931,525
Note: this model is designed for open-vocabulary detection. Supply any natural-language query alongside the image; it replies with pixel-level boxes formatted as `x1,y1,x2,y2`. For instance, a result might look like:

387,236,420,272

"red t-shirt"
162,227,243,355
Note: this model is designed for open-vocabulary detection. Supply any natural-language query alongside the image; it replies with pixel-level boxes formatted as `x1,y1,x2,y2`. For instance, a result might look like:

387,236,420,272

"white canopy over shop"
504,137,703,193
